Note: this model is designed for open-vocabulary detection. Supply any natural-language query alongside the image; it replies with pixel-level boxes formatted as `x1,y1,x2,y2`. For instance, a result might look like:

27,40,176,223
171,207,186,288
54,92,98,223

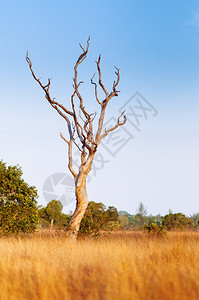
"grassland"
0,231,198,300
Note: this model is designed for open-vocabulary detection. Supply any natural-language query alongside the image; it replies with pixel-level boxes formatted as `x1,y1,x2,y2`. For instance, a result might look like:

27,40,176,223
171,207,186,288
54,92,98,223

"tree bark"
67,184,88,239
67,155,94,239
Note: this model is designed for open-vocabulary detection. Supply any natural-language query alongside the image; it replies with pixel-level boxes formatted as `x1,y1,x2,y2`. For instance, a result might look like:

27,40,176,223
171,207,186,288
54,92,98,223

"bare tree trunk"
67,155,94,239
67,184,88,239
50,219,54,227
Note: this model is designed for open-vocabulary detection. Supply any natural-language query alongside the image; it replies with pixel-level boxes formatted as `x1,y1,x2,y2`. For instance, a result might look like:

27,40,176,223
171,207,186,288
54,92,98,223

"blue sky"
0,0,199,215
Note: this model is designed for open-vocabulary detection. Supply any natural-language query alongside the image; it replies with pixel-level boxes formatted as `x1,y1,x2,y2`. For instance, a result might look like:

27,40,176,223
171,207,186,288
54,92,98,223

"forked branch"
96,55,108,99
73,37,90,120
26,52,73,123
27,38,126,178
100,111,126,141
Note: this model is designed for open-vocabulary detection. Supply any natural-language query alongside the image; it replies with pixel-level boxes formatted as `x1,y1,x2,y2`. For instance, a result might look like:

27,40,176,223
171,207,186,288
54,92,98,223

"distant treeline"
38,200,198,236
1,160,198,236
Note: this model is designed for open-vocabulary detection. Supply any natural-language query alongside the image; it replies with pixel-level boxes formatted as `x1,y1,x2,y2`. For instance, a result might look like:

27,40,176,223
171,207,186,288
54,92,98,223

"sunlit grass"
0,231,199,299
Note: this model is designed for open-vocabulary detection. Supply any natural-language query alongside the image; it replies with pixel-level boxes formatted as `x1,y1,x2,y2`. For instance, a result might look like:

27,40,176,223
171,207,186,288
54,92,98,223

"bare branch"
107,66,120,100
96,55,108,98
93,59,122,146
90,73,101,105
100,111,127,141
71,92,93,152
60,133,77,179
60,132,69,145
74,37,91,120
26,52,74,121
79,43,85,52
113,66,120,94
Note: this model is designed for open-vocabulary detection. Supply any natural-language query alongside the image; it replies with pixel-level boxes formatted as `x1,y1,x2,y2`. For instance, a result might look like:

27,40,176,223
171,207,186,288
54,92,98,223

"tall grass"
0,231,198,299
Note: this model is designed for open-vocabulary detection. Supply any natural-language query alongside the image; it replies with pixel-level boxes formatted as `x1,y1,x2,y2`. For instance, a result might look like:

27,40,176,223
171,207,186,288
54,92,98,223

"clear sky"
0,0,199,216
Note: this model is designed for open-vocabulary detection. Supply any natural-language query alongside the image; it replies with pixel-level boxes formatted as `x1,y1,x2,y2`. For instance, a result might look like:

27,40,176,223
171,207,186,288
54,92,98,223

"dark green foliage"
79,201,107,235
143,223,167,236
46,200,63,226
162,213,194,231
147,214,162,226
56,213,70,227
79,202,120,236
0,160,38,234
106,206,119,222
38,200,70,228
118,204,196,233
38,207,50,227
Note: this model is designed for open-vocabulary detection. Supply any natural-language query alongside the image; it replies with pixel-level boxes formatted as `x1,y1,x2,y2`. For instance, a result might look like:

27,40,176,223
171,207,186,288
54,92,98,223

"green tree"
130,202,148,228
162,213,194,231
0,160,38,234
39,202,70,228
38,206,49,227
102,206,120,231
106,206,119,222
79,201,107,235
136,202,147,216
56,213,71,228
46,200,63,226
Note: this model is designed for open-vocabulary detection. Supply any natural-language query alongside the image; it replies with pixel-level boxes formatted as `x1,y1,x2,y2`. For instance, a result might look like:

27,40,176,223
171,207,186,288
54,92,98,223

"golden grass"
0,231,199,300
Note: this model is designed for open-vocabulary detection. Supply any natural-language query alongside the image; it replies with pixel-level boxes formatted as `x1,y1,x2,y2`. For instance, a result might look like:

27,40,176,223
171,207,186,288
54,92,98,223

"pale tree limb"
26,53,73,119
73,37,90,120
100,111,127,141
112,66,120,95
60,133,77,179
94,62,122,145
90,73,101,105
96,55,108,99
26,50,93,153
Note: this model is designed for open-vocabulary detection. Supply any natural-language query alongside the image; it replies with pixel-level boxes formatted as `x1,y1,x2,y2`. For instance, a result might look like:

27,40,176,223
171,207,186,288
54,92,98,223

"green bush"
79,202,106,236
79,202,120,236
143,223,167,236
162,213,194,231
0,161,38,235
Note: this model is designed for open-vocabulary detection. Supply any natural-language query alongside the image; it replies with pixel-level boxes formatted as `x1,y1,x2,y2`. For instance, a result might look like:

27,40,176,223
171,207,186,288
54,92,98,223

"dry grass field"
0,231,198,300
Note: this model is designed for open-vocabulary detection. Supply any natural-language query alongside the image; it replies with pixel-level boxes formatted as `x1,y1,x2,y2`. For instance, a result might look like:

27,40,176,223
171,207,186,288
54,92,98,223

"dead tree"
26,37,126,239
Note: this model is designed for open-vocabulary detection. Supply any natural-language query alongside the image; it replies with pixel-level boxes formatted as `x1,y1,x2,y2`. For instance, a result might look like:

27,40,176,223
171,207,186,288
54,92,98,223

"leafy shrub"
143,223,167,236
79,202,106,236
0,161,38,234
79,202,120,236
162,213,194,231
